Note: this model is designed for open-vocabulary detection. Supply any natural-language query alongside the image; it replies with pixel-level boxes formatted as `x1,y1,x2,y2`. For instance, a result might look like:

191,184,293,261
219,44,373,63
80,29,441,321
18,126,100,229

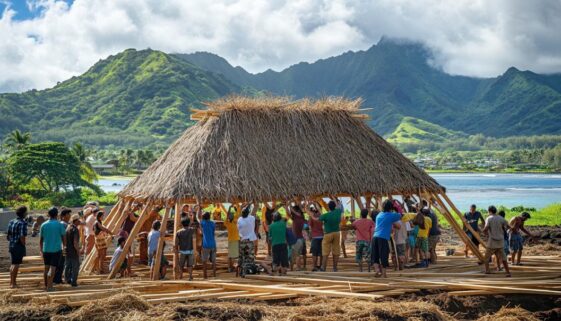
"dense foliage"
1,133,115,209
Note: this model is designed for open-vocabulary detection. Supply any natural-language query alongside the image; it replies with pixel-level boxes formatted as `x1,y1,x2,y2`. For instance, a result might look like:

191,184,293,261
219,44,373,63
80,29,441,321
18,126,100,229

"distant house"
92,164,117,175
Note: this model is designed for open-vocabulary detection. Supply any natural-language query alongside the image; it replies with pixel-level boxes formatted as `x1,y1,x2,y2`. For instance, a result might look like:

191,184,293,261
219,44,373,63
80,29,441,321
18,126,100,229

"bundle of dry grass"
120,96,442,202
52,293,151,321
477,307,540,321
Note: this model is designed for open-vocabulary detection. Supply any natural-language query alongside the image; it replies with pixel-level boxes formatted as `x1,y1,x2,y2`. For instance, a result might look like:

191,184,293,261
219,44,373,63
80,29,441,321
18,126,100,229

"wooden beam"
440,193,486,247
151,207,171,280
173,201,182,279
431,193,484,261
107,201,154,279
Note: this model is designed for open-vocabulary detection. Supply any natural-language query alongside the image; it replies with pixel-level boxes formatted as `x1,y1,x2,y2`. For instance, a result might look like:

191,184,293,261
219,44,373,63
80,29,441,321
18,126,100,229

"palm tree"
4,130,31,150
71,143,98,182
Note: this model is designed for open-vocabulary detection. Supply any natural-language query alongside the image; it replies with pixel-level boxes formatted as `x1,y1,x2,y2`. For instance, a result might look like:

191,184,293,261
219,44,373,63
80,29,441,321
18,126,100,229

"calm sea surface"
97,173,561,210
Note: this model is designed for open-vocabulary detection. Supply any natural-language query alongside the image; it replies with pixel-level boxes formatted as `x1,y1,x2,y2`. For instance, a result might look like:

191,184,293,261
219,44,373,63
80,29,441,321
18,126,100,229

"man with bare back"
509,212,534,266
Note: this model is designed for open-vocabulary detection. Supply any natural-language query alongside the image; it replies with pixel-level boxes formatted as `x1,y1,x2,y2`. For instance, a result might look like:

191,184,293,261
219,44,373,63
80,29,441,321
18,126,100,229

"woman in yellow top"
224,205,240,272
413,209,432,267
399,210,432,268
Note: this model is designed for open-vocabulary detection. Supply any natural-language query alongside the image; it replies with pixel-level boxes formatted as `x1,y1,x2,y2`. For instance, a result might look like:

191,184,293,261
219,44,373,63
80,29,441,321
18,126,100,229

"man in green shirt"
269,213,288,275
318,201,341,271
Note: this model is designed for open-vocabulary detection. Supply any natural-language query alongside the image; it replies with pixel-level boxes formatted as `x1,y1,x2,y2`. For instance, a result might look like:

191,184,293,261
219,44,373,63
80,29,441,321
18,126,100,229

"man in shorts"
200,212,216,278
40,207,66,291
482,206,511,277
463,204,484,258
351,209,374,271
318,201,342,272
224,205,240,272
174,218,195,280
509,212,534,266
7,206,28,288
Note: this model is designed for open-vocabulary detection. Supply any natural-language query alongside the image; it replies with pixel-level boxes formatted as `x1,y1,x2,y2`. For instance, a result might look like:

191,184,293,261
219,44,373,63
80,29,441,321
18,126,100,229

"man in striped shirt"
7,206,28,288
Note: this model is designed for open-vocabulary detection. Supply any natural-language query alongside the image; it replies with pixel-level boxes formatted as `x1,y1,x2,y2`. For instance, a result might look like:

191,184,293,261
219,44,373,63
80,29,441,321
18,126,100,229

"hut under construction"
81,96,485,279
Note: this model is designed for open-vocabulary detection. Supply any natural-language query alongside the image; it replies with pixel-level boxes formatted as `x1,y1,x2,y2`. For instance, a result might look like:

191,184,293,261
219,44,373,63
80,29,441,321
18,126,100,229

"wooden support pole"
431,193,485,262
350,198,356,219
365,194,372,211
173,201,182,279
375,196,382,211
107,201,153,279
151,207,171,280
353,196,365,210
440,193,486,247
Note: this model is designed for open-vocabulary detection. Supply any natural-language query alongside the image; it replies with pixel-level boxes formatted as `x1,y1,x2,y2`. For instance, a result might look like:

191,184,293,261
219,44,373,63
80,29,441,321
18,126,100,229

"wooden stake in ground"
108,201,153,279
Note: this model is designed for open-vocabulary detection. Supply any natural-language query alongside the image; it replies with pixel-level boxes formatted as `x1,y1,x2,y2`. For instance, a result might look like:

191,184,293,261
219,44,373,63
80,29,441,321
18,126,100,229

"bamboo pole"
173,201,182,279
151,207,171,280
107,201,153,279
440,193,485,247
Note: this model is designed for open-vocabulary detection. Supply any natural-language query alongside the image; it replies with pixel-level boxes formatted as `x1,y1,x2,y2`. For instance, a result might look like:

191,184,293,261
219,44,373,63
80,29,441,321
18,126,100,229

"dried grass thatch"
476,307,540,321
52,293,151,321
120,96,442,202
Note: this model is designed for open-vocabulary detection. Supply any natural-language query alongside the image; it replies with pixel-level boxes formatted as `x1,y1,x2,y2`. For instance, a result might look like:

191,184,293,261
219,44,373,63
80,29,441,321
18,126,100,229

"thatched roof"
119,96,443,203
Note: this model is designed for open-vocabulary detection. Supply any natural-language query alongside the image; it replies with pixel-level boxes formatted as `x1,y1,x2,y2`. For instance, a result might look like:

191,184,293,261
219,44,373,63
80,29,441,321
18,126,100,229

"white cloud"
0,0,560,92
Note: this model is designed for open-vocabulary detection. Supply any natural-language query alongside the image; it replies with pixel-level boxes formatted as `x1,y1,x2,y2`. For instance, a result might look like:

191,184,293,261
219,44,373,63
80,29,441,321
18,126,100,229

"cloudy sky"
1,0,560,93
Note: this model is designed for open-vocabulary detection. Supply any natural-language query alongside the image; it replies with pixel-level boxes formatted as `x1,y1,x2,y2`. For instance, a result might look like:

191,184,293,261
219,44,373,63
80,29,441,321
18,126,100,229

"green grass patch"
435,203,561,228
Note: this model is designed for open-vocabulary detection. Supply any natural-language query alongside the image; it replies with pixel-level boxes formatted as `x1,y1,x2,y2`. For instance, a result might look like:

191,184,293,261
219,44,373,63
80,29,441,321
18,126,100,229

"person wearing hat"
40,207,66,291
509,212,534,266
64,214,82,287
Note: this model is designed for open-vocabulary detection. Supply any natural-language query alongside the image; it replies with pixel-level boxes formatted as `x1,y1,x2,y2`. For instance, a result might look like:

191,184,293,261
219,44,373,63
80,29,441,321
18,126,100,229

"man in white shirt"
237,203,257,276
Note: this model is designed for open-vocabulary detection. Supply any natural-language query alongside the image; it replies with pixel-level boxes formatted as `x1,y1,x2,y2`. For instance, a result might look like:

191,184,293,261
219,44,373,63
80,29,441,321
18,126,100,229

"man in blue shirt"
200,212,216,278
463,204,484,258
40,207,66,292
7,206,28,288
371,200,419,278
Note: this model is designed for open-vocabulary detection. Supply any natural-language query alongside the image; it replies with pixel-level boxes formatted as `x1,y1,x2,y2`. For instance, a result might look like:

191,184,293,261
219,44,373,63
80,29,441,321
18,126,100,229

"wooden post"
350,198,356,219
151,207,171,280
365,194,372,211
375,196,382,211
440,193,486,247
107,201,153,279
353,196,364,210
173,201,182,279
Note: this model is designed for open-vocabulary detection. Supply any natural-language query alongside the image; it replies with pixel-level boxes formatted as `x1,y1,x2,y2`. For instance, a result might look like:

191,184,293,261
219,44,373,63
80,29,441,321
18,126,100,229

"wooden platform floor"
2,251,561,306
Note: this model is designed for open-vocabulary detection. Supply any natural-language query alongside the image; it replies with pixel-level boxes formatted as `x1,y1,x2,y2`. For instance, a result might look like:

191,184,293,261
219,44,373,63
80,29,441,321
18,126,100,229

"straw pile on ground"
120,96,442,203
476,307,541,321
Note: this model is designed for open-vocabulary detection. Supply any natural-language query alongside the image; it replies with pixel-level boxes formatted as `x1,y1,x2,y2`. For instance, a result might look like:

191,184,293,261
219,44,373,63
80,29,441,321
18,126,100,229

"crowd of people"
5,197,536,289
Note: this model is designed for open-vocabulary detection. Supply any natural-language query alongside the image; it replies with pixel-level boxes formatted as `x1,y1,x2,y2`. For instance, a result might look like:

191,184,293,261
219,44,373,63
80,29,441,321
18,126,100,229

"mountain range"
1,38,561,148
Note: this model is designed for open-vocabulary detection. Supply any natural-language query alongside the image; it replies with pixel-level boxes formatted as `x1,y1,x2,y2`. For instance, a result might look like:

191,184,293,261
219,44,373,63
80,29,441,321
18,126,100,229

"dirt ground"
1,226,560,321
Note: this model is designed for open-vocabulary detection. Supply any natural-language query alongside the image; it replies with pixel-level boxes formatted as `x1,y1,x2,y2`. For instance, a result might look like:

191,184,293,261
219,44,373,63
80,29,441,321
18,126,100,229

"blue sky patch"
0,0,74,21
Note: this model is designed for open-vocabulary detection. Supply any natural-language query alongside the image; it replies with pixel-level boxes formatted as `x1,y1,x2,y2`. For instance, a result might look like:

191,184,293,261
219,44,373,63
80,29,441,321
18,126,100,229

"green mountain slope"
0,49,240,147
386,117,467,144
179,39,561,137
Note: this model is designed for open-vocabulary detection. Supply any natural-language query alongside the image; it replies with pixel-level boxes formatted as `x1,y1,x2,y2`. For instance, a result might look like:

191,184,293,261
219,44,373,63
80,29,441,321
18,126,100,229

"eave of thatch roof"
119,96,443,203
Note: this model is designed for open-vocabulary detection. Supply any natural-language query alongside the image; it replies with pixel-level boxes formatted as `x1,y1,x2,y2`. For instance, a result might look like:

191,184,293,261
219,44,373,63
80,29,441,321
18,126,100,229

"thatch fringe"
120,96,442,202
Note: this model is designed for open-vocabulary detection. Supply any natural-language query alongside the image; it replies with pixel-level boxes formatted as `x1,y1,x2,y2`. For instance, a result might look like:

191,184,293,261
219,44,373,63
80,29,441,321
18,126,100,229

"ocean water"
97,173,561,210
